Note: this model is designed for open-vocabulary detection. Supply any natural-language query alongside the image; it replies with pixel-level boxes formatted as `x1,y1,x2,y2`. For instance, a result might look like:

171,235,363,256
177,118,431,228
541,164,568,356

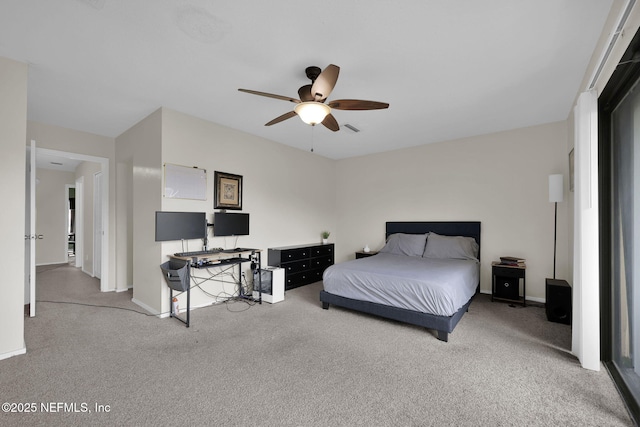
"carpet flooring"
0,263,633,426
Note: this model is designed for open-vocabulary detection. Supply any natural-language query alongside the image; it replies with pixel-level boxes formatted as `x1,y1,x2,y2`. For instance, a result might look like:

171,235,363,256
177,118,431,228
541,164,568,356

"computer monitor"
213,212,249,236
155,211,206,242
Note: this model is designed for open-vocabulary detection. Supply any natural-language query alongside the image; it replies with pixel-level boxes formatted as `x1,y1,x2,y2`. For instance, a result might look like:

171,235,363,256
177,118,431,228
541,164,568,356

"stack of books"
499,256,525,267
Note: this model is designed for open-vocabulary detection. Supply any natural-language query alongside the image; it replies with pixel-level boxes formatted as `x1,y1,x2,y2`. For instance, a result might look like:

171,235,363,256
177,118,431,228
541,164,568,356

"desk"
166,248,262,327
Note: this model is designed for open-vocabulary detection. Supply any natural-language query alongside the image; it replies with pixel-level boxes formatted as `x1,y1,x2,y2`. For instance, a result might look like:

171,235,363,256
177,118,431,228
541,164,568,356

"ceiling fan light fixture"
294,101,331,125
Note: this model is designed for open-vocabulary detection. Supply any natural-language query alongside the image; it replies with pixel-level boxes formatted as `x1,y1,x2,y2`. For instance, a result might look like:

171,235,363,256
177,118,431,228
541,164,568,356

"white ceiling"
35,152,82,172
1,0,614,159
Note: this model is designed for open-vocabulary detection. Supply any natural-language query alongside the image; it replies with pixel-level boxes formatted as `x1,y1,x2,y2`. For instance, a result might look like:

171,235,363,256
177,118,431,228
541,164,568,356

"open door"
93,171,102,279
24,140,36,317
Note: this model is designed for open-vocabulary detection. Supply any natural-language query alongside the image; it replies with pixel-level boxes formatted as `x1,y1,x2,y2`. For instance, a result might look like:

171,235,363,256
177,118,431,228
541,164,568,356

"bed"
319,221,481,342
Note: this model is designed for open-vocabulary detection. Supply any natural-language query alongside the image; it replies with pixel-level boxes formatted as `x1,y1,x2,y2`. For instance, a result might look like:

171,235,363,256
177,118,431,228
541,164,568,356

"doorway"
27,146,110,296
93,171,102,279
66,185,75,264
75,177,84,271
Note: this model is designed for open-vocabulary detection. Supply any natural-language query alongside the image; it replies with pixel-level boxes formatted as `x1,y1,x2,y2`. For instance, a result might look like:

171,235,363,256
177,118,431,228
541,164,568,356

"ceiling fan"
238,64,389,132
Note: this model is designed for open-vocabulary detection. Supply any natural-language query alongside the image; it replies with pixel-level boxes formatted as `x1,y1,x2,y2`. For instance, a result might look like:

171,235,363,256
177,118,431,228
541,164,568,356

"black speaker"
546,279,571,325
495,276,519,300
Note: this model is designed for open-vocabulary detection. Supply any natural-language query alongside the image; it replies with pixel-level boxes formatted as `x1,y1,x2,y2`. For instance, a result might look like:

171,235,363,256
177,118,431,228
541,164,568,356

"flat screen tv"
213,212,249,236
155,211,206,242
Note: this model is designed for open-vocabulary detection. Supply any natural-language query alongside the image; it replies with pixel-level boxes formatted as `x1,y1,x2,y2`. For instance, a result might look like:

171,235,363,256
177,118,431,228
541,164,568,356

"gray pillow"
422,232,479,260
379,233,427,257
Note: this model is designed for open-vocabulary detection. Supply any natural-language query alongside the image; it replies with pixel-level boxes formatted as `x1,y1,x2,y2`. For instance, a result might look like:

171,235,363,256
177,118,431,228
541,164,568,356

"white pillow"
379,233,427,257
422,232,479,260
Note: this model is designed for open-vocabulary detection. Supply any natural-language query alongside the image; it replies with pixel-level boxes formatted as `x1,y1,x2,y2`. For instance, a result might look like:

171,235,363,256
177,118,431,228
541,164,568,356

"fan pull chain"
310,125,315,153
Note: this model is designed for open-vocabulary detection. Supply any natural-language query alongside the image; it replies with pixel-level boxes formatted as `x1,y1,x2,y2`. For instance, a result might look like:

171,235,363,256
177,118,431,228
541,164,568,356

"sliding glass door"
600,30,640,425
610,75,640,403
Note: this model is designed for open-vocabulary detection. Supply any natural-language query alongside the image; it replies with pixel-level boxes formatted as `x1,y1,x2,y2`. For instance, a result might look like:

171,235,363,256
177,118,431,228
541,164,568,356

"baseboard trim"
132,296,232,319
0,344,27,361
131,298,161,317
35,261,69,267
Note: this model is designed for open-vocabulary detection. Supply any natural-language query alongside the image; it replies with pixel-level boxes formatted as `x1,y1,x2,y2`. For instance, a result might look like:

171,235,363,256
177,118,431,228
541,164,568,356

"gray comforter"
322,253,479,317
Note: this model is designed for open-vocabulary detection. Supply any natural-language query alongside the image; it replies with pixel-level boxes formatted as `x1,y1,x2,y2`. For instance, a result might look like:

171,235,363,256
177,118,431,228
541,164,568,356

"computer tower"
253,267,284,304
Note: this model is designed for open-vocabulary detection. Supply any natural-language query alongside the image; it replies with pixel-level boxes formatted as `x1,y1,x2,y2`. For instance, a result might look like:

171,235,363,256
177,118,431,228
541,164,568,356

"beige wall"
121,107,567,311
35,169,75,265
116,108,163,312
155,108,336,312
335,121,570,301
115,107,336,314
115,157,133,292
0,57,27,359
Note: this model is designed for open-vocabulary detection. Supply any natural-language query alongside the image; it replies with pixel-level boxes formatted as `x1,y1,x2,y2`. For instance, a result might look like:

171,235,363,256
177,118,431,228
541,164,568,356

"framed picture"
569,148,575,192
214,171,243,210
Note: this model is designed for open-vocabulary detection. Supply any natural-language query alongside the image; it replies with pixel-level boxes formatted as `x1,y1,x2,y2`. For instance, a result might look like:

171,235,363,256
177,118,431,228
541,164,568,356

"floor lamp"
548,174,564,279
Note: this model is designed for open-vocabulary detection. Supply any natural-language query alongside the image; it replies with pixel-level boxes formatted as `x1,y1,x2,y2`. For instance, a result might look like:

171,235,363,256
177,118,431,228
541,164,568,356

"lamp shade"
549,174,564,203
294,102,331,125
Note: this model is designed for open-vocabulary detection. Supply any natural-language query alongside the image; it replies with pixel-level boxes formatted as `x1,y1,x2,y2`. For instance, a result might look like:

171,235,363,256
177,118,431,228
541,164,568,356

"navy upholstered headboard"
385,221,481,260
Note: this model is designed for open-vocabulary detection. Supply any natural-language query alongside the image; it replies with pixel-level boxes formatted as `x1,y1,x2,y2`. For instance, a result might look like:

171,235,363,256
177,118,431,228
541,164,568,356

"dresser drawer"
312,245,334,256
280,248,310,261
286,271,315,289
492,266,525,278
310,255,333,269
309,267,325,282
281,259,310,274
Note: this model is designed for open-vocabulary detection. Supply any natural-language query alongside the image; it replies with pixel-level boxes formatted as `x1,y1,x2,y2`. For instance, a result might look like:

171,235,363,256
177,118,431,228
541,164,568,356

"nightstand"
355,251,378,259
492,262,526,307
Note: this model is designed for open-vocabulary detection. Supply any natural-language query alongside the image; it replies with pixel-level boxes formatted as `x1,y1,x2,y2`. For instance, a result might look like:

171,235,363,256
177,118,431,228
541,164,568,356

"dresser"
268,243,334,290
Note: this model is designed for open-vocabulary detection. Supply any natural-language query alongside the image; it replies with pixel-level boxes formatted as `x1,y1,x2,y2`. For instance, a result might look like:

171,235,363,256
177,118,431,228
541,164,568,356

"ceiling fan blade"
238,88,300,104
265,110,297,126
327,99,389,110
311,64,340,102
321,113,339,132
298,84,314,102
